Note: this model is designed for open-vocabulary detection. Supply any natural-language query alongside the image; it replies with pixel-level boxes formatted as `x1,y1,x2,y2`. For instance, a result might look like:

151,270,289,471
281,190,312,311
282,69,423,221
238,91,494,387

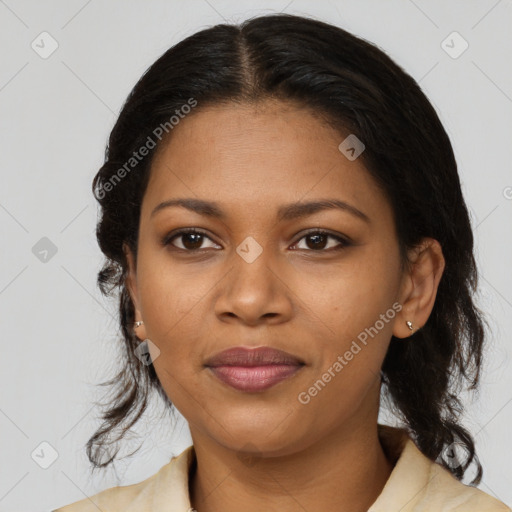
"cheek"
301,249,400,333
295,251,401,402
139,275,204,413
137,252,205,335
297,271,398,428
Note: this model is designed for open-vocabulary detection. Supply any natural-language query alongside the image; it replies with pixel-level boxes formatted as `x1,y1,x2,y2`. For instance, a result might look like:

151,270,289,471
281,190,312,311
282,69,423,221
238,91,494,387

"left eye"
292,231,349,251
163,229,349,252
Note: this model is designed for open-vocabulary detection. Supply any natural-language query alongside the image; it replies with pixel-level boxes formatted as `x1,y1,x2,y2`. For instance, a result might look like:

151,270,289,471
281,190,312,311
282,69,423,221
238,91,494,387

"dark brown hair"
87,13,485,484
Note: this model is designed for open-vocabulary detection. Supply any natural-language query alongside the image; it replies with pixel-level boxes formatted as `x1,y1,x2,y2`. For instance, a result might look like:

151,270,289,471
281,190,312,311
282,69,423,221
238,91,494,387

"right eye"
162,228,221,252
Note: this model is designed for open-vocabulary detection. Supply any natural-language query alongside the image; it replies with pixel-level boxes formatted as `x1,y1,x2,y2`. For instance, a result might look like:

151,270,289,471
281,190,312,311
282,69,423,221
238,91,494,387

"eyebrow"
150,198,370,223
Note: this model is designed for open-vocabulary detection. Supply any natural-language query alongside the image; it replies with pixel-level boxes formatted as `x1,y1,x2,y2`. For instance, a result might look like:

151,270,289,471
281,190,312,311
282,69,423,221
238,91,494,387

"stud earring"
134,321,144,328
406,320,413,331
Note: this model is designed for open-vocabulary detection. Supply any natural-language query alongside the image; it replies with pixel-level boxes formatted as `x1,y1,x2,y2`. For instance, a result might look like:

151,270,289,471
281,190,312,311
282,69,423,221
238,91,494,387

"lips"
204,346,305,367
204,346,305,392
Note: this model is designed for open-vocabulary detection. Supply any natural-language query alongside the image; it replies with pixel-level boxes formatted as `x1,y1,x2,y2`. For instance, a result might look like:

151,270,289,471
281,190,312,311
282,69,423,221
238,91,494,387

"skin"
124,99,445,512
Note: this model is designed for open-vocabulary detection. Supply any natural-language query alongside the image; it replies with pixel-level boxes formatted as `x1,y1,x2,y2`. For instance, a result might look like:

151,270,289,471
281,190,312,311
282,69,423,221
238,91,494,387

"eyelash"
161,228,352,253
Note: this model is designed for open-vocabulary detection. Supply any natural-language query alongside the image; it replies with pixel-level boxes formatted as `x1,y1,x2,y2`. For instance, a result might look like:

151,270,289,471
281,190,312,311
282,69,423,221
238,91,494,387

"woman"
54,13,510,512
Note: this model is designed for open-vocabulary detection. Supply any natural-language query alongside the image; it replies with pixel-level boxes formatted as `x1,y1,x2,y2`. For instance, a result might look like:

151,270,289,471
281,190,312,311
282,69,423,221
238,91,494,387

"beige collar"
57,424,510,511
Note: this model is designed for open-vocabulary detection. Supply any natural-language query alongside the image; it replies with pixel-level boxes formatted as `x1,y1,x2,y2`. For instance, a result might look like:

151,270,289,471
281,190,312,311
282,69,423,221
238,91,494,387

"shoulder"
371,425,511,511
53,445,194,512
423,461,511,511
53,475,157,512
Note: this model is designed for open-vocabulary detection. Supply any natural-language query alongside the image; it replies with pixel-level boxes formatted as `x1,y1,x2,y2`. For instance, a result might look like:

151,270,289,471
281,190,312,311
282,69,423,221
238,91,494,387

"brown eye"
163,229,220,251
162,229,350,253
292,231,350,252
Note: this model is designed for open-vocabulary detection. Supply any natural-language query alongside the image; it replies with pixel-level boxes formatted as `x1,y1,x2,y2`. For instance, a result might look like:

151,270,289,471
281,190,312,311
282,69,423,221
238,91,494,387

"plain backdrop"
1,0,511,510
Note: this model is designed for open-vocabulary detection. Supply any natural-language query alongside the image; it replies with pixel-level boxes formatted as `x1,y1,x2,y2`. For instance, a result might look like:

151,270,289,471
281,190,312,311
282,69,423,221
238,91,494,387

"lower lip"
207,364,303,392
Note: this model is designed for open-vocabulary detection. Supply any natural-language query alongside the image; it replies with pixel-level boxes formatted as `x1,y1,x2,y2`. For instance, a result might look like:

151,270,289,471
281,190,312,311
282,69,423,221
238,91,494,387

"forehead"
142,100,391,225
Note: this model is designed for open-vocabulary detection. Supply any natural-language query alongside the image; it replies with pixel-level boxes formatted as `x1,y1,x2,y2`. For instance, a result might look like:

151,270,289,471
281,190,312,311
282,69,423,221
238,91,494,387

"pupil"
184,233,203,250
307,234,327,250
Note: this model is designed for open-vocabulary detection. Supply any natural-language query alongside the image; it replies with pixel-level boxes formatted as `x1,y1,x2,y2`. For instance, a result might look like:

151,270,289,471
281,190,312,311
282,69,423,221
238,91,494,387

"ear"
123,243,147,340
392,237,445,339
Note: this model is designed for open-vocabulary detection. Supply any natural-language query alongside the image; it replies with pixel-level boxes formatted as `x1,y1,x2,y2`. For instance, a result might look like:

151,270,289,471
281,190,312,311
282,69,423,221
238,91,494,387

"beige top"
54,425,510,511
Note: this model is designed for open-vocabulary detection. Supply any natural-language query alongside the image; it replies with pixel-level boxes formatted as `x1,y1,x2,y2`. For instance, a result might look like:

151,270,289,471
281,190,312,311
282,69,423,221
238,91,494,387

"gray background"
1,0,511,509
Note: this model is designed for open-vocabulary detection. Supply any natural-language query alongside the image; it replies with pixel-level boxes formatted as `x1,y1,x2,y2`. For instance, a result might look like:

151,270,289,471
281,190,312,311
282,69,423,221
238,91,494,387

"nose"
213,243,294,326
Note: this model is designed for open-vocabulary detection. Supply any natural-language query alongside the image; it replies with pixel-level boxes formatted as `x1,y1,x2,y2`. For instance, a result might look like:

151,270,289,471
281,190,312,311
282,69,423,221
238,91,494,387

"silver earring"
134,321,144,328
406,320,413,331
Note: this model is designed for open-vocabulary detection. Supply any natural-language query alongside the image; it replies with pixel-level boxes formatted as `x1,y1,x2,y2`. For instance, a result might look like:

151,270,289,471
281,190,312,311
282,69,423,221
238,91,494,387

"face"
126,99,409,456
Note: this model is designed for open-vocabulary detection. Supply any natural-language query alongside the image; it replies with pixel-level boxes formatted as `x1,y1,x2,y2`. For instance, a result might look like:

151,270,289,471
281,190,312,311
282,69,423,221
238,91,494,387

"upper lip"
204,346,305,367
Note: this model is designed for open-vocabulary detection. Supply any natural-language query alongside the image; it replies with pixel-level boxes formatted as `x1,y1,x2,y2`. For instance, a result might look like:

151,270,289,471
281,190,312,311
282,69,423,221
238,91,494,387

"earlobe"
392,238,445,339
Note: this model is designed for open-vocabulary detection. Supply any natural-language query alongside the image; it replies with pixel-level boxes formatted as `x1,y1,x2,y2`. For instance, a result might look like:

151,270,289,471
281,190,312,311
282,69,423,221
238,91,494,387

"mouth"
204,346,305,393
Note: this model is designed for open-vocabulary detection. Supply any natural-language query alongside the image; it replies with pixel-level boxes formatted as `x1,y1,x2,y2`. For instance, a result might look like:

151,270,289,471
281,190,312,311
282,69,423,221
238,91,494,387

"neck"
189,418,394,512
